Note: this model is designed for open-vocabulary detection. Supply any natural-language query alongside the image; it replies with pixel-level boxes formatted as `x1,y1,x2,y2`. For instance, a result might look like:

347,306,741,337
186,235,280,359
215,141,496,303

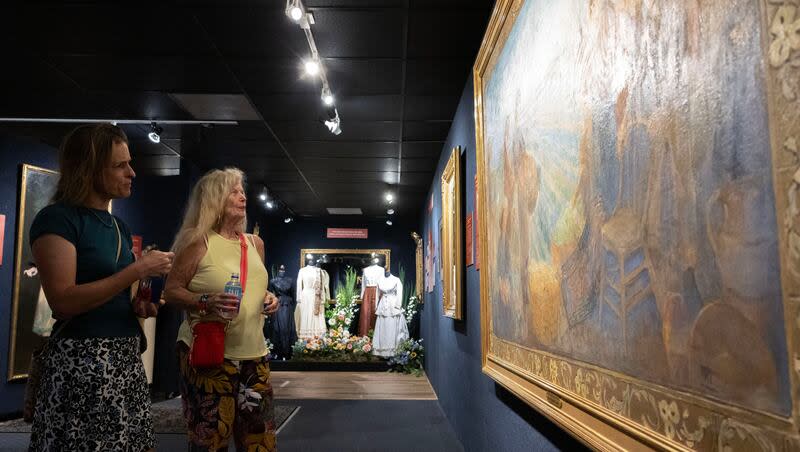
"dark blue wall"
420,79,586,451
0,135,59,418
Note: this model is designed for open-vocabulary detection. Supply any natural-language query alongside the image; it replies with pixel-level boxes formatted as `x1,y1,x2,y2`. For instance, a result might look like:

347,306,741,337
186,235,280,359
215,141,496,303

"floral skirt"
177,343,276,451
29,336,154,452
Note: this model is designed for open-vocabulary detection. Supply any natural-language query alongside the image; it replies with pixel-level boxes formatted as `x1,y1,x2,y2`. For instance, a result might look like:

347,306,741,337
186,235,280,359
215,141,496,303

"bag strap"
112,217,122,263
239,233,248,295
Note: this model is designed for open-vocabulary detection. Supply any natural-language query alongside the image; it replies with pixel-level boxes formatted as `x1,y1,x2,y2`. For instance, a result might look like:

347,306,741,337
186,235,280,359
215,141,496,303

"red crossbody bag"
189,234,249,368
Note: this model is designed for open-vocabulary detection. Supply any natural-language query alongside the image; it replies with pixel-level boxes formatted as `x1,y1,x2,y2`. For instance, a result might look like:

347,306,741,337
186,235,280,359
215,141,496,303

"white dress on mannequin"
296,265,327,338
373,274,409,357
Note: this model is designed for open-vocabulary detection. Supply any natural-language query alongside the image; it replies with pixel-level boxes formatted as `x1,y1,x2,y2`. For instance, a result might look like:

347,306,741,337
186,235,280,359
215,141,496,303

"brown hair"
52,124,129,206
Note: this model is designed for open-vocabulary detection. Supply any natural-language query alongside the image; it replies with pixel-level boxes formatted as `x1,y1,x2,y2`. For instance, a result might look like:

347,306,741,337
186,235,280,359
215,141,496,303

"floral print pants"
177,343,277,452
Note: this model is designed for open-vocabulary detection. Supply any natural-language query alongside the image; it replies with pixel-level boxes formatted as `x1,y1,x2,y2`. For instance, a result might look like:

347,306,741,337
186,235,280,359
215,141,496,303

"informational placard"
326,228,369,239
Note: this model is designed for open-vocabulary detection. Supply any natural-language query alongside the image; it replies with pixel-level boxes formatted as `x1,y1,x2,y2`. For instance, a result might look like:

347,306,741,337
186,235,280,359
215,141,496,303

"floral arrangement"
326,267,360,331
387,338,424,376
404,295,420,327
264,338,273,355
398,265,421,327
292,328,379,362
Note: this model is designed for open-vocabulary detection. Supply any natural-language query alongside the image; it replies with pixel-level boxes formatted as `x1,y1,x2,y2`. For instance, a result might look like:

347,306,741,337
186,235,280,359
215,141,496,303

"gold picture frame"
299,248,391,271
441,146,463,319
8,164,58,381
474,0,800,450
411,232,423,303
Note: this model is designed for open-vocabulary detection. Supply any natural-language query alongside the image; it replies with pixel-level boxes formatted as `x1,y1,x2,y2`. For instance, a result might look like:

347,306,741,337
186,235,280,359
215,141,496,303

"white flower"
328,318,336,326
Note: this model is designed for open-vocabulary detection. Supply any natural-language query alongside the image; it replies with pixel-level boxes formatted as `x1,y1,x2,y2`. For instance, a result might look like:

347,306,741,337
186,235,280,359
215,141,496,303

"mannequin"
296,258,327,338
315,259,331,305
373,270,409,357
267,264,297,359
359,257,385,336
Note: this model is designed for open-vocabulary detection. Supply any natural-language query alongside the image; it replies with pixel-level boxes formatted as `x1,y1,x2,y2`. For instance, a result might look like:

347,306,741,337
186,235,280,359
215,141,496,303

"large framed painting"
474,0,800,450
441,146,463,319
8,164,58,381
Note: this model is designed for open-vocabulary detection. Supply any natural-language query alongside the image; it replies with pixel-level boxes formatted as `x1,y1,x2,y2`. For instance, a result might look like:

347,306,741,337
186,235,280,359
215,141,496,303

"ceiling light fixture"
323,107,341,135
385,192,394,203
304,60,320,76
259,193,267,201
321,86,334,106
147,122,162,144
387,209,394,215
289,5,303,21
386,219,393,226
266,201,274,209
286,0,342,134
285,217,294,224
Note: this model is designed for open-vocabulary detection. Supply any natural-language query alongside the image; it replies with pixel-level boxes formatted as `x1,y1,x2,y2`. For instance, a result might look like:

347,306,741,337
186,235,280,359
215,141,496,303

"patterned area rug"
0,398,298,434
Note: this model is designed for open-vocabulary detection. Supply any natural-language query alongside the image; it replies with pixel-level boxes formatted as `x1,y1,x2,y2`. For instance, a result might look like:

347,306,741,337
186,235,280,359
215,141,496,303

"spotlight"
259,193,267,201
285,217,293,223
266,201,274,209
385,192,394,203
147,122,162,144
321,87,334,106
387,208,394,215
386,219,393,226
290,5,302,21
304,60,320,76
323,107,341,135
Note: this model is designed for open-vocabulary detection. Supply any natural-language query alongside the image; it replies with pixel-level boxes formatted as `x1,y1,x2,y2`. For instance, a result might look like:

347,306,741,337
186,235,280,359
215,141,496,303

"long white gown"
295,265,327,339
373,275,409,357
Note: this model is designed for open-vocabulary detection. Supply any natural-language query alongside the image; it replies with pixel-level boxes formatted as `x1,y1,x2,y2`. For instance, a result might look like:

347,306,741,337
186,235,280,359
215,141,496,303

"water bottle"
222,273,242,320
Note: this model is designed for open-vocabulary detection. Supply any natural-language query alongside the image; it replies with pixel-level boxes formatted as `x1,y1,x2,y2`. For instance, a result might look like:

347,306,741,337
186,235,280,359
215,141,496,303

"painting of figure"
476,0,800,448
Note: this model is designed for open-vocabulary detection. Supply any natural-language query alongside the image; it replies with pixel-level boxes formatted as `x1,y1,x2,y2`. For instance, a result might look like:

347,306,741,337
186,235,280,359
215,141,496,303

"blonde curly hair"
172,167,247,254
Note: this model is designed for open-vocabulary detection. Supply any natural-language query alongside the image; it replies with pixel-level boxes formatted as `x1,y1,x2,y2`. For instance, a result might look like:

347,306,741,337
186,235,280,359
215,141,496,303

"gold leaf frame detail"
441,146,463,319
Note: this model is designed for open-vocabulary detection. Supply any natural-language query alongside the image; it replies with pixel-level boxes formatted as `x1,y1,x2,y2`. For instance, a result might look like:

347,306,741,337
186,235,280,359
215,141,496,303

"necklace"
87,208,114,228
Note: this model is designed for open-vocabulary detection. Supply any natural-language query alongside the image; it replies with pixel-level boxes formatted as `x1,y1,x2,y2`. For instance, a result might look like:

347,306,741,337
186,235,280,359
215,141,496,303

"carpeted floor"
0,397,298,434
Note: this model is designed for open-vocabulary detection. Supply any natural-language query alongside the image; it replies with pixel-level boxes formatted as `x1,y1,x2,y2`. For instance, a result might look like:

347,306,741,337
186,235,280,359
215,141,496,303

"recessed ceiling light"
385,192,394,203
259,193,267,201
285,217,293,223
387,209,394,215
305,60,320,76
323,94,334,105
386,219,393,226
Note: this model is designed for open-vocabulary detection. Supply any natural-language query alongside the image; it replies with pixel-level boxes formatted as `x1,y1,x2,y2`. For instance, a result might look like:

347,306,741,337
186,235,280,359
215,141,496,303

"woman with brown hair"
28,124,174,451
164,167,279,451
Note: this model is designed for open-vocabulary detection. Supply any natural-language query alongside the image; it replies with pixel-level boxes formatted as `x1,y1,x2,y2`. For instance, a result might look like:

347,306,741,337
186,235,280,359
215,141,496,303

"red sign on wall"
326,228,369,239
132,235,143,260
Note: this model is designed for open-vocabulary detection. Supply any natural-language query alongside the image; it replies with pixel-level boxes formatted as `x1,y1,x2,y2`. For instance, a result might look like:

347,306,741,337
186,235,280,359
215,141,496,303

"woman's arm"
163,240,206,310
164,240,238,314
32,234,172,319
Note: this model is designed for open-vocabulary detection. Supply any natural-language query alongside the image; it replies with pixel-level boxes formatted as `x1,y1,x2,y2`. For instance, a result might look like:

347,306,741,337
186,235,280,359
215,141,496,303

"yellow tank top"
177,231,269,360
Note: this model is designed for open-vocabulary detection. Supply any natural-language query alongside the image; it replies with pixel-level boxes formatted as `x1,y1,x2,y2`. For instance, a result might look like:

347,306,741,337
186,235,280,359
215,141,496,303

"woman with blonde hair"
29,123,174,451
164,167,279,451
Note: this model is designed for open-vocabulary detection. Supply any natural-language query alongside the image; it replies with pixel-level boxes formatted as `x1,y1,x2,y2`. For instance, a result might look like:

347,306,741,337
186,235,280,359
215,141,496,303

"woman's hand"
133,297,164,318
262,292,279,315
204,293,240,317
135,250,174,279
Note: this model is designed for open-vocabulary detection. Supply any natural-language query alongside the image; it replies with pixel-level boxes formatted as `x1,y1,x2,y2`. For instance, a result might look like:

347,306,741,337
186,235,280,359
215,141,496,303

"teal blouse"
29,203,139,339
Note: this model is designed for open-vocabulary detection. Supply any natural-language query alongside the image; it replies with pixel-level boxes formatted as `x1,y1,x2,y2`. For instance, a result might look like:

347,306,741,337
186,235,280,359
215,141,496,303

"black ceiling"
0,0,493,219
